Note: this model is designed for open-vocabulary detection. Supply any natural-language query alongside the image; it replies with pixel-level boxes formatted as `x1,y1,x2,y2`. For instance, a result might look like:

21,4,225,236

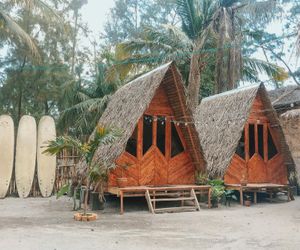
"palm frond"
242,57,286,83
12,0,61,21
237,0,279,22
43,136,83,156
0,9,39,56
243,57,282,77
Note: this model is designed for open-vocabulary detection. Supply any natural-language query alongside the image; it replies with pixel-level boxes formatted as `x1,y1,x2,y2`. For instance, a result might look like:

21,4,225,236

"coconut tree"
58,50,126,136
118,0,283,112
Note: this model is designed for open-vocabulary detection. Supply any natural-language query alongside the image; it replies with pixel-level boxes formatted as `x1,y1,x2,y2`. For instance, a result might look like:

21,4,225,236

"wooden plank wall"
108,85,195,187
224,95,288,185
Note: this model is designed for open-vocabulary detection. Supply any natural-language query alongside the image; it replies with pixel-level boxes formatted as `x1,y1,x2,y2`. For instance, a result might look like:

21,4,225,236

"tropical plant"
43,125,122,215
208,179,225,207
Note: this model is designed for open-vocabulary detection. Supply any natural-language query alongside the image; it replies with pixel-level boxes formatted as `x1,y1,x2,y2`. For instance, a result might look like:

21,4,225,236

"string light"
140,106,288,127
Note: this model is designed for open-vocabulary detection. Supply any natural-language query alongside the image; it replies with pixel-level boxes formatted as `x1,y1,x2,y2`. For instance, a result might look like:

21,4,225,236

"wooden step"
154,206,197,213
151,197,195,202
149,192,189,196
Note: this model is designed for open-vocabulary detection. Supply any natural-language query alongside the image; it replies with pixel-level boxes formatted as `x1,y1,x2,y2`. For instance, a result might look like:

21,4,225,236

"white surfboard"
15,115,37,198
37,116,56,197
0,115,14,198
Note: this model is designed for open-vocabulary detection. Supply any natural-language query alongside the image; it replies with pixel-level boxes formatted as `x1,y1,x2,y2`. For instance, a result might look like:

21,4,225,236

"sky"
81,0,115,38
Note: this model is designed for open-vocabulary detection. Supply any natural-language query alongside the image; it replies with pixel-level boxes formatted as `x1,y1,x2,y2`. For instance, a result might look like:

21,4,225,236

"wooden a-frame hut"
194,84,295,187
92,62,206,196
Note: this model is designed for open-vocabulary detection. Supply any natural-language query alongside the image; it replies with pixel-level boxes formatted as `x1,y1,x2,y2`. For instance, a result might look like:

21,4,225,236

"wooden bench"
225,183,293,205
108,185,211,214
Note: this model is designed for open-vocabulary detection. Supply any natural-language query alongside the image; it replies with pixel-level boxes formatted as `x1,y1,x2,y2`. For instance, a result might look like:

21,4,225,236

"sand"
0,196,299,250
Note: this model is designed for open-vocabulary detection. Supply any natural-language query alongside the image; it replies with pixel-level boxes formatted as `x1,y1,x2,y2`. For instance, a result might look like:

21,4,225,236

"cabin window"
156,116,166,155
171,123,184,157
258,124,264,158
125,126,138,157
249,124,255,158
236,129,245,159
267,128,278,159
236,123,279,161
143,115,153,154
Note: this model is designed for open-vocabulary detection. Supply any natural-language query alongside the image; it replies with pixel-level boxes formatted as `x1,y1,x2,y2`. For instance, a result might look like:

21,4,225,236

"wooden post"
153,191,156,210
208,187,212,208
120,190,124,215
254,191,257,204
240,187,243,205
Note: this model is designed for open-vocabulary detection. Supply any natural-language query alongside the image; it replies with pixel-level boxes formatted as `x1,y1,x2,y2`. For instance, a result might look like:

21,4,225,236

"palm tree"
59,55,123,136
0,0,59,56
44,125,121,215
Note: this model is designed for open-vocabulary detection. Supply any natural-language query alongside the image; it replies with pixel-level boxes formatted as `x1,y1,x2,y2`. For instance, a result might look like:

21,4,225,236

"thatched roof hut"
280,109,300,182
194,84,294,184
91,62,206,188
269,85,300,114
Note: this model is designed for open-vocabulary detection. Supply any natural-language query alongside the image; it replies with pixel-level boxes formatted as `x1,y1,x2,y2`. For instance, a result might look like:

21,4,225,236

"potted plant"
208,179,225,208
224,190,238,206
43,125,121,221
195,171,208,185
244,194,251,207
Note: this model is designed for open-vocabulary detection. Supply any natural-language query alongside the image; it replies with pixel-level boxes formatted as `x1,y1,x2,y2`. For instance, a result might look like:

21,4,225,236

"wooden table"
225,183,292,205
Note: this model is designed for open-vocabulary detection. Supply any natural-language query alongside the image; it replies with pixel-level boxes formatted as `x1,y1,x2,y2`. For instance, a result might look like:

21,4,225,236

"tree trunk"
83,179,90,215
215,10,226,94
187,52,201,113
227,9,236,90
71,9,79,74
187,34,207,113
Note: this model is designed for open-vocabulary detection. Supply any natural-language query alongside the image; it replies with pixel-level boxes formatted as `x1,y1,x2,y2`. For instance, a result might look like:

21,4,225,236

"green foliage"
44,125,121,213
224,190,237,201
44,125,121,166
208,179,225,203
208,179,224,186
43,136,83,156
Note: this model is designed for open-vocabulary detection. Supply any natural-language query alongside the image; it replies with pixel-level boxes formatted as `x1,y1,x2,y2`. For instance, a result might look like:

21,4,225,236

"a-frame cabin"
194,84,295,186
92,62,206,191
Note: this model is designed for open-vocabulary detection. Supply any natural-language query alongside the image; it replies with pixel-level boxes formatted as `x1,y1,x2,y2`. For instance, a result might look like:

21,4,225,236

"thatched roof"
281,109,300,120
91,62,206,170
194,83,295,177
269,85,300,110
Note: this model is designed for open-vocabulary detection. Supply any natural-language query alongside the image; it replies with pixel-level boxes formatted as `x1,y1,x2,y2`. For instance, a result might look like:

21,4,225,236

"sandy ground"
0,195,299,250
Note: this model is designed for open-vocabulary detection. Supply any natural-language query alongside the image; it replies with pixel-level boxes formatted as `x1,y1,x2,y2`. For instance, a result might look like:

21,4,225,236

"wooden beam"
170,67,202,170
